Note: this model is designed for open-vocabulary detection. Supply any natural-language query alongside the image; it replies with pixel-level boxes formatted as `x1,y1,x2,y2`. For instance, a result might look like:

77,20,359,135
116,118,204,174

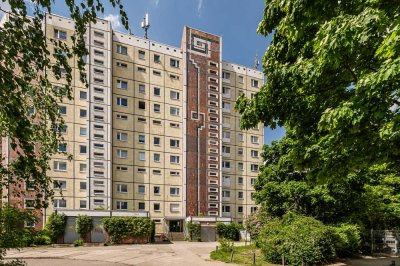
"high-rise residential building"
1,13,263,239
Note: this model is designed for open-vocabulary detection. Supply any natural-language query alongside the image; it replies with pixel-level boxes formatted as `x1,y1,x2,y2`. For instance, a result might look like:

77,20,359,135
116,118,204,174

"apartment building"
1,13,263,235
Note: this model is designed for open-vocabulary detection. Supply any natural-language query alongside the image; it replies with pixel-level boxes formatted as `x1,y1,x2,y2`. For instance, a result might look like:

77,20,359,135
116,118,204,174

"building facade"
1,13,263,235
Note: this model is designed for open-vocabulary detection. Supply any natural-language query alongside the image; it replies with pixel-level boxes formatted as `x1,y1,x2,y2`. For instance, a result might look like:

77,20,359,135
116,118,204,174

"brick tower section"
183,27,221,216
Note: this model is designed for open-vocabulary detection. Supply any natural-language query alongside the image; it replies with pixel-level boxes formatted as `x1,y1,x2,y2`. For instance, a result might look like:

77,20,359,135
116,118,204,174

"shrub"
102,217,152,244
186,221,201,241
31,230,51,246
44,213,67,243
333,223,361,256
73,239,84,247
258,213,337,266
216,222,241,241
218,237,234,252
75,215,93,241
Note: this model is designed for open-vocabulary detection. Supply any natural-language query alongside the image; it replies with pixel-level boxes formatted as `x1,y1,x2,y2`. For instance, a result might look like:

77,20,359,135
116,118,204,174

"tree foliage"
0,0,128,207
75,215,93,240
44,212,66,242
0,0,127,260
236,0,400,181
236,0,400,230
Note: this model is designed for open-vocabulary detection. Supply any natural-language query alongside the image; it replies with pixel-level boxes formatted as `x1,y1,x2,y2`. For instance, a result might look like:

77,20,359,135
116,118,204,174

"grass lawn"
210,244,278,266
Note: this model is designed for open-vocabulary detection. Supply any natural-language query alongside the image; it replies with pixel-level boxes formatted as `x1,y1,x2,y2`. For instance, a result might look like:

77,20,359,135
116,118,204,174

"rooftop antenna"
254,51,260,69
141,13,150,39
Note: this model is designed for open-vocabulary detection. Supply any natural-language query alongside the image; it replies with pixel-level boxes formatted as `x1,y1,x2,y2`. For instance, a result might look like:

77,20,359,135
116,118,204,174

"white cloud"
196,0,203,17
103,13,122,30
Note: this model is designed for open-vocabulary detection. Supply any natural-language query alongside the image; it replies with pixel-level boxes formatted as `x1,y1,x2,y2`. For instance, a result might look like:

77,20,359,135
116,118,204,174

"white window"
138,50,145,60
94,59,104,66
222,87,231,97
116,114,128,120
54,180,67,190
139,152,146,161
170,139,180,148
154,137,161,145
251,79,259,88
153,153,161,162
79,145,87,154
170,58,180,68
138,101,146,110
238,162,244,171
251,164,259,172
170,107,180,116
170,91,180,100
154,87,161,96
170,155,180,164
222,191,231,198
79,200,87,209
222,131,231,139
222,205,231,213
94,199,104,205
24,199,35,209
238,147,244,156
222,72,230,80
153,203,161,211
139,84,146,93
153,70,161,76
251,136,259,144
251,150,259,157
170,203,180,212
154,54,161,63
117,80,128,89
222,146,231,154
170,123,180,128
238,76,244,84
170,171,180,176
53,161,67,171
117,201,128,210
117,149,128,158
79,164,87,173
170,187,180,196
138,202,145,210
94,49,104,56
238,133,244,142
170,74,179,80
222,161,231,169
138,185,145,193
138,134,145,144
54,199,67,209
116,45,128,55
117,132,128,141
117,97,128,107
116,166,128,171
54,29,67,40
116,62,127,68
222,102,231,111
154,104,161,113
137,67,146,72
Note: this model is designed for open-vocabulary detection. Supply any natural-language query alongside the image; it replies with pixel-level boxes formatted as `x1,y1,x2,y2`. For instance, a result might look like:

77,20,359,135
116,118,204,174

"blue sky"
1,0,286,145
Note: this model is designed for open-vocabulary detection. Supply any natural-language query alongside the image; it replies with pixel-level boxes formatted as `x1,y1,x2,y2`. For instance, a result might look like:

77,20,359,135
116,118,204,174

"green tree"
0,0,128,262
75,215,93,241
236,0,400,182
236,0,400,229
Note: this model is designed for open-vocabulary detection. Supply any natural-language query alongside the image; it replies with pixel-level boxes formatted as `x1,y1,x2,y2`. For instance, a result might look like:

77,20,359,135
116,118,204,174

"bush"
102,217,152,244
186,221,201,241
218,238,234,252
31,230,51,246
75,215,93,241
73,239,84,247
333,223,361,256
258,213,337,266
44,213,67,243
216,222,242,241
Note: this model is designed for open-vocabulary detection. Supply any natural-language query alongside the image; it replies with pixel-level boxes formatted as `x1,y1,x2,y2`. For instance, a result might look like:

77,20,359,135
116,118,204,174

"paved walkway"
6,241,227,266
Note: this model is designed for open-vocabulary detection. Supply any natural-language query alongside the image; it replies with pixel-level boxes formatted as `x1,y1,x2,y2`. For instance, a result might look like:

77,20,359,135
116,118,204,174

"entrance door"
169,220,183,232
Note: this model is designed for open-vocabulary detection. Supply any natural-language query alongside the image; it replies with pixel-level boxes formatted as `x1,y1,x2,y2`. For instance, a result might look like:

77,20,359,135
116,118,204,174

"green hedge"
258,213,361,265
75,215,93,240
258,213,337,265
186,221,201,241
102,217,153,244
216,222,242,241
45,213,67,243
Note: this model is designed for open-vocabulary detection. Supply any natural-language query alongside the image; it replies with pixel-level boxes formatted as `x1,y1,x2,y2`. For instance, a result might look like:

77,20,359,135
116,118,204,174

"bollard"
216,245,218,251
252,252,256,265
282,254,285,266
230,250,234,262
